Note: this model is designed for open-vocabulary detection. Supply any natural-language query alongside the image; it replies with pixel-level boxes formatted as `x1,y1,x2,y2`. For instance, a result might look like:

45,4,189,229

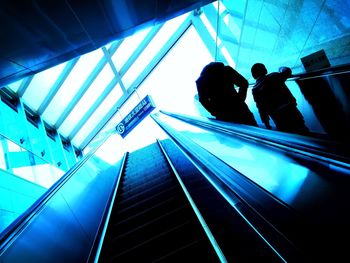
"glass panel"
215,0,350,76
137,26,212,116
42,49,104,125
222,0,246,14
200,11,219,41
6,79,23,93
112,28,151,71
0,134,65,233
122,13,189,88
302,1,350,66
105,43,113,50
83,113,122,156
59,64,115,136
22,62,67,111
4,139,65,187
72,84,124,147
213,0,227,14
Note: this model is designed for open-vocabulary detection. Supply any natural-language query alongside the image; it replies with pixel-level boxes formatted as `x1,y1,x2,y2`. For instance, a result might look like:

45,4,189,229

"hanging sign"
301,49,330,72
116,95,156,138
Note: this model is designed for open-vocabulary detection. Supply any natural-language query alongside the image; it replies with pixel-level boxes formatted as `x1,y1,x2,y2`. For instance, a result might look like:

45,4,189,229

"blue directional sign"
116,95,156,138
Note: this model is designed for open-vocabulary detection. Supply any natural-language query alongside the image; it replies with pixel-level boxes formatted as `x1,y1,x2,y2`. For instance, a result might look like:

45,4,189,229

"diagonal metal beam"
202,3,240,43
234,0,249,66
201,3,239,61
102,46,126,91
70,27,163,147
56,32,146,130
119,25,163,77
54,56,108,128
37,58,79,114
78,90,136,150
129,16,192,91
17,75,34,97
191,13,226,62
68,77,119,140
107,39,123,56
79,15,192,150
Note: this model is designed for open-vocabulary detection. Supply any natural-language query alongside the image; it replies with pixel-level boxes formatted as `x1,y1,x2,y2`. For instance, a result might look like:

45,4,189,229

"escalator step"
108,207,197,254
153,238,219,263
108,220,210,262
116,178,174,208
120,172,172,195
99,142,219,263
113,186,179,220
110,202,189,238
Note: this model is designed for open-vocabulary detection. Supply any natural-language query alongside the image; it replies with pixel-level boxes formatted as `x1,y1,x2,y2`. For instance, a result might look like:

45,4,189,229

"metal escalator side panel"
158,138,291,263
98,142,220,262
90,153,128,263
0,151,126,262
159,110,350,167
152,114,306,262
157,139,227,263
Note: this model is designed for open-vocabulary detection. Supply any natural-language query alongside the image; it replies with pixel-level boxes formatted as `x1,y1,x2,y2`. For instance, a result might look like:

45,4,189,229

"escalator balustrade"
98,143,219,262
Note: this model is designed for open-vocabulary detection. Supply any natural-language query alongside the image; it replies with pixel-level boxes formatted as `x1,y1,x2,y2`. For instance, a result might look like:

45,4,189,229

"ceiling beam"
16,75,34,97
191,13,226,63
68,77,120,140
37,58,79,115
80,16,192,150
54,56,108,128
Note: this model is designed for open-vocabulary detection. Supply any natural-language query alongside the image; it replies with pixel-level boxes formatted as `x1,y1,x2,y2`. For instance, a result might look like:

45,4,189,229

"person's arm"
262,114,271,129
196,77,216,115
278,66,292,81
225,66,249,101
277,67,297,106
252,90,271,129
258,105,271,129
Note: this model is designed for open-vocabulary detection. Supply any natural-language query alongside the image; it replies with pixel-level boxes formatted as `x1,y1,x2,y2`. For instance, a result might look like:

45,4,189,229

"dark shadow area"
296,72,350,142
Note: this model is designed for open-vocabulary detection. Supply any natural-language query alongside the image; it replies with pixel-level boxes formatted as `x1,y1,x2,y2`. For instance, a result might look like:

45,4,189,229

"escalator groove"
98,142,220,262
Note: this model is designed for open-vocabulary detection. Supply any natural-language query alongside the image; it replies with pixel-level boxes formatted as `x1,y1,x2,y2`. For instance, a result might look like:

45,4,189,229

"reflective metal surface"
155,113,350,214
0,134,125,262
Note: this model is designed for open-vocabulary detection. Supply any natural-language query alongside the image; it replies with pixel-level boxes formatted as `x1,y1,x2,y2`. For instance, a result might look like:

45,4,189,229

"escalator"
98,142,220,262
152,111,350,263
97,140,287,262
0,132,287,262
2,109,349,262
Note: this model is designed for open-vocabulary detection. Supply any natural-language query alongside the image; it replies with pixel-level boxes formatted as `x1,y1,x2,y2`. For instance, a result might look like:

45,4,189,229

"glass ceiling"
5,0,350,152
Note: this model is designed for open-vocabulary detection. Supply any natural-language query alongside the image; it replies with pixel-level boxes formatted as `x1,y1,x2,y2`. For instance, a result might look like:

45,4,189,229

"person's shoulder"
252,79,263,90
266,72,285,82
201,62,224,76
267,72,279,78
205,62,224,70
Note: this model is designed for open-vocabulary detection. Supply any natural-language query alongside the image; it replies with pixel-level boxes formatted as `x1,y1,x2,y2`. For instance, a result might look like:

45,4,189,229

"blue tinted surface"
155,114,348,212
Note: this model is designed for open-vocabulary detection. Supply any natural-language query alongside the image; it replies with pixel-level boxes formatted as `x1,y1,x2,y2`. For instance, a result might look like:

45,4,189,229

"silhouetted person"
251,63,309,135
196,62,257,126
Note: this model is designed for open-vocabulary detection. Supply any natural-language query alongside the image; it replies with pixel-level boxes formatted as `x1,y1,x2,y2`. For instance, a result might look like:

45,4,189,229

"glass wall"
88,0,350,148
5,0,350,152
0,134,65,233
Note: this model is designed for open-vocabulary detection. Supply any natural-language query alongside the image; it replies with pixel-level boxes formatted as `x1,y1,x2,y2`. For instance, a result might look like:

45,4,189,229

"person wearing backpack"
196,62,257,126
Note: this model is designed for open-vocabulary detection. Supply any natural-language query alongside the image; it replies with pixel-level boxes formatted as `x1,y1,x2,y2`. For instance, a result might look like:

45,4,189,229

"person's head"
251,63,268,79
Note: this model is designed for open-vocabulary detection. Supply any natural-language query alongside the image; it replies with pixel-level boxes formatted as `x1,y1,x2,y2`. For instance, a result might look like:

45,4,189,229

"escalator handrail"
151,114,301,261
248,63,350,86
88,152,128,263
156,139,228,263
0,131,116,252
288,63,350,80
159,110,350,168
